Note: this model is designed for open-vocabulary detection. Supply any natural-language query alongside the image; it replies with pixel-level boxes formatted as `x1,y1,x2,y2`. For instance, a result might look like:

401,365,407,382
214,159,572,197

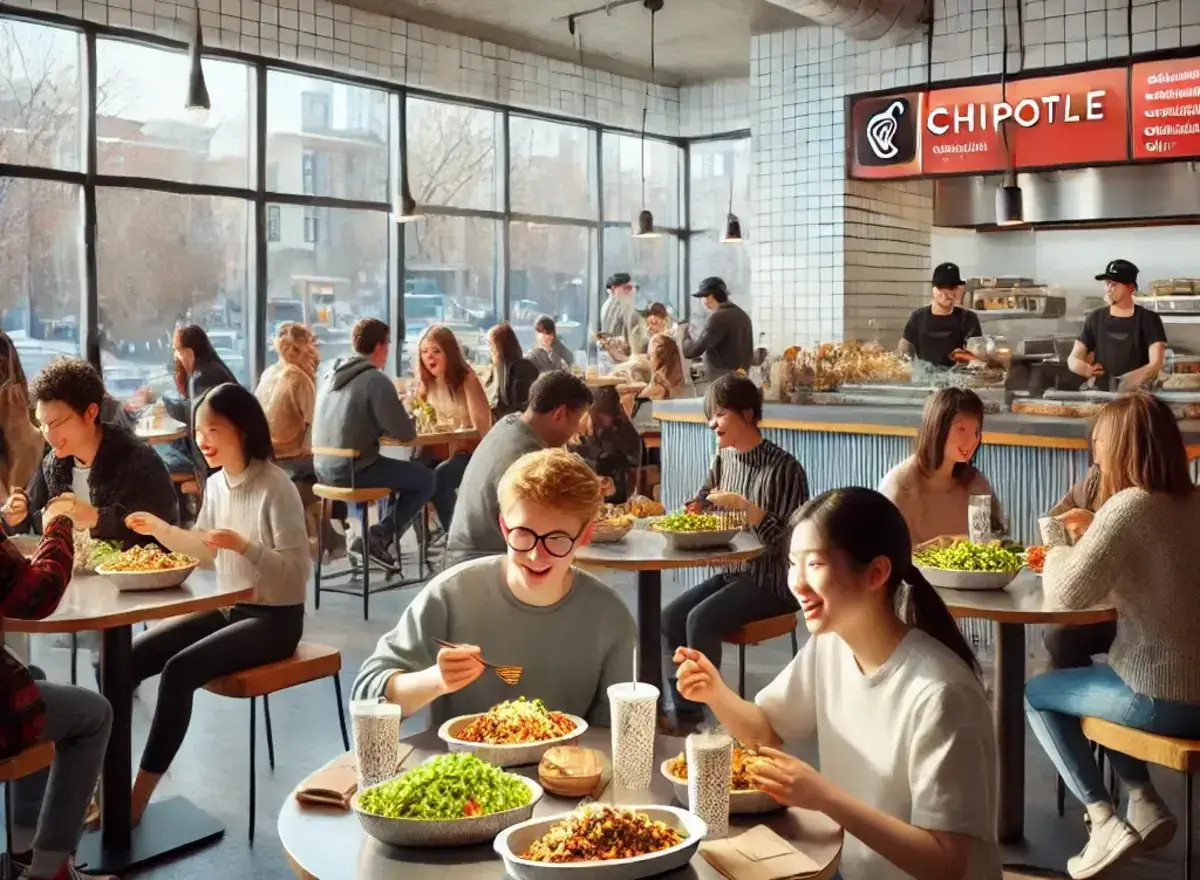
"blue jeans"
352,456,436,540
430,452,471,530
1025,664,1200,805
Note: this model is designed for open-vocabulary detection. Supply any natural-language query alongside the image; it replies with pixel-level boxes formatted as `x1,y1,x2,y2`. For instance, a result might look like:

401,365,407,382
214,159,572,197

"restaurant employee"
1068,259,1167,391
898,263,982,367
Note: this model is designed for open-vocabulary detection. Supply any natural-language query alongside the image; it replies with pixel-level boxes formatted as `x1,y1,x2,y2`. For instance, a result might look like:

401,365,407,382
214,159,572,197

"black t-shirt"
902,306,983,367
1078,305,1167,388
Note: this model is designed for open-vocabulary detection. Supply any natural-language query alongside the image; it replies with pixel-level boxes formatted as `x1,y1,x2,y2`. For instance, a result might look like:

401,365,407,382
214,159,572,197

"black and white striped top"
696,439,810,599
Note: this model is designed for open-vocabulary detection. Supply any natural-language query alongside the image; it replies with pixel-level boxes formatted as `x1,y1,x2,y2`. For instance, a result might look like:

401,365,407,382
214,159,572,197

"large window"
602,227,681,319
510,116,596,220
602,133,681,229
0,20,83,170
406,97,503,212
688,137,751,320
509,223,592,357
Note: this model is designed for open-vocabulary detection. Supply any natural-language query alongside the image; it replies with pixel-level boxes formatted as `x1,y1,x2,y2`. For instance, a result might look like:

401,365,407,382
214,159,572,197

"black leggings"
130,603,304,774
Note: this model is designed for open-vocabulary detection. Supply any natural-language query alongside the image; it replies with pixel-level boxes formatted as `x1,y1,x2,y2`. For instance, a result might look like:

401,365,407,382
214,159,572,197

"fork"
432,638,523,686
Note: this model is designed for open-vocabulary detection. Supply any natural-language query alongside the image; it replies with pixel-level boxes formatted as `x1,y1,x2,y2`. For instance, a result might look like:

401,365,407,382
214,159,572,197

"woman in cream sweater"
254,323,318,465
1026,392,1200,880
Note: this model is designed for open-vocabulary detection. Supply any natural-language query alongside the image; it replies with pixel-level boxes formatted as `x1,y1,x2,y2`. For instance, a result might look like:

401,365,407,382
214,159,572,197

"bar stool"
2,741,55,880
722,614,800,698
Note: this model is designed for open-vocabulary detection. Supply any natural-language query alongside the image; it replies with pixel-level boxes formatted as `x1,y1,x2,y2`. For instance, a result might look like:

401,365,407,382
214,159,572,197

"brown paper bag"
294,745,415,810
700,825,823,880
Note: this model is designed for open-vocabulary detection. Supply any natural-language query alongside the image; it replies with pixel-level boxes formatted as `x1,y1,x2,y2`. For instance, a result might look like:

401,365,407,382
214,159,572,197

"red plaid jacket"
0,517,74,759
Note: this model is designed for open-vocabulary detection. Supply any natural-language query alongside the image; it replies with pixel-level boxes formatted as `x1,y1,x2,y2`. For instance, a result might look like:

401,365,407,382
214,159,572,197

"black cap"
931,262,965,288
1095,259,1138,285
606,272,632,289
692,276,728,298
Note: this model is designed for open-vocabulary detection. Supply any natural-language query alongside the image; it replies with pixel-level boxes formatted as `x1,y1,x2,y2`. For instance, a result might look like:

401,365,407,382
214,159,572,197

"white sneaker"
1127,794,1177,851
1067,813,1141,879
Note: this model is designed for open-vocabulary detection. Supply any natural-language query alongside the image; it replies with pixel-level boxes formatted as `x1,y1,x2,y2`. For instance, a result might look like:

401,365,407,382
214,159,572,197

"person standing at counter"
1068,260,1166,391
898,263,982,368
681,277,754,382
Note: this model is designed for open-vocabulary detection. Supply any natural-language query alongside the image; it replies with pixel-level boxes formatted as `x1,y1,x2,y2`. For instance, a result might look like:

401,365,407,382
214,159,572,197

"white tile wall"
680,77,750,137
5,0,681,134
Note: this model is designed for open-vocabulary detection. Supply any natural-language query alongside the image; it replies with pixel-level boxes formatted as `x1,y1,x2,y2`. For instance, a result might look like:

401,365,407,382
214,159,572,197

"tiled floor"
5,554,1194,880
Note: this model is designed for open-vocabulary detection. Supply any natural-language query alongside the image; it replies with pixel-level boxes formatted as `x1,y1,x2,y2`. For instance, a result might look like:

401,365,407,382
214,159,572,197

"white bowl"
495,805,706,880
438,713,587,768
659,759,783,815
916,564,1019,592
94,562,198,591
351,774,542,848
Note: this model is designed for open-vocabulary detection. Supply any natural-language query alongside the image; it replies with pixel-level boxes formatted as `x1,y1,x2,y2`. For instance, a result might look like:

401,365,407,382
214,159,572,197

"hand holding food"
43,493,77,526
913,538,1023,573
707,492,747,511
1055,508,1094,542
124,511,167,538
203,528,250,555
435,643,486,695
357,753,531,820
749,747,833,811
69,498,100,530
4,489,30,527
673,647,724,704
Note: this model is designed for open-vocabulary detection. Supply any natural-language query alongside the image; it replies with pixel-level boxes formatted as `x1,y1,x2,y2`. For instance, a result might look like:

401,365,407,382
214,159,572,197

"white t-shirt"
71,464,92,502
755,629,1002,880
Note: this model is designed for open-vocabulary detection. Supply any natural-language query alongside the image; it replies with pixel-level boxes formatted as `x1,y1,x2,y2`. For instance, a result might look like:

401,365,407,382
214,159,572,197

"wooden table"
4,569,254,873
936,570,1116,850
576,531,763,708
279,727,842,880
380,429,480,449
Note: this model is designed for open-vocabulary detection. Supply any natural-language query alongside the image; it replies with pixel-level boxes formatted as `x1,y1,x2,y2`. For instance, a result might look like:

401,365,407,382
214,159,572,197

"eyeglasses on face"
502,522,587,558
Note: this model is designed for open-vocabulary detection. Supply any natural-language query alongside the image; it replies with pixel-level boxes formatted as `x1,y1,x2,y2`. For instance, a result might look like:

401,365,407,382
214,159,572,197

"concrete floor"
6,551,1195,880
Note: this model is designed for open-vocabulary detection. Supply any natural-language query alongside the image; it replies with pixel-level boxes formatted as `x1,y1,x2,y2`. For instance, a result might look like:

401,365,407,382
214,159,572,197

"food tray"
351,774,542,848
494,805,706,880
591,521,634,544
660,761,782,815
651,526,740,551
94,562,198,591
438,714,587,768
916,565,1018,592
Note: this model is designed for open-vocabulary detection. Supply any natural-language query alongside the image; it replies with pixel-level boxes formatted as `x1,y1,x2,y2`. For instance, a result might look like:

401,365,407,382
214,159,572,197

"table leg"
994,621,1027,845
636,570,663,710
76,625,224,873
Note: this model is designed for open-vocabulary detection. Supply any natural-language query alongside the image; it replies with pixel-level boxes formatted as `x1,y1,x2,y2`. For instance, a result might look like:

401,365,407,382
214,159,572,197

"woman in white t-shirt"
673,487,1002,880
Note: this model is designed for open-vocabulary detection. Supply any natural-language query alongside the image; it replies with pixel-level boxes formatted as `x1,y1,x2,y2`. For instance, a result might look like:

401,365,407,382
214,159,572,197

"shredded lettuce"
357,753,531,821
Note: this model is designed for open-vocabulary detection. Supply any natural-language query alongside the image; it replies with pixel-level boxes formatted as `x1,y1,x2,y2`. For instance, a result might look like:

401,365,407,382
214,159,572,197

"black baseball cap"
931,262,965,288
692,276,728,298
605,272,632,289
1095,259,1138,285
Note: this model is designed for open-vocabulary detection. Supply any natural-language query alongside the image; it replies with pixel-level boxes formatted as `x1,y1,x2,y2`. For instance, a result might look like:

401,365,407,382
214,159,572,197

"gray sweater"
312,357,415,482
351,556,636,727
444,414,545,565
682,301,754,379
1043,487,1200,703
527,341,574,373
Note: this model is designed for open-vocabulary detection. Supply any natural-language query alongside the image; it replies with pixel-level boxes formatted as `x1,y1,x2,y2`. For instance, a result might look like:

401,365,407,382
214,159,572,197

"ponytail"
902,563,980,675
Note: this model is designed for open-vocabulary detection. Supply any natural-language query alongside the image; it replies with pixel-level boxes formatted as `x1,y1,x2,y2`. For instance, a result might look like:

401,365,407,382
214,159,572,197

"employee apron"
917,310,972,367
1092,311,1146,391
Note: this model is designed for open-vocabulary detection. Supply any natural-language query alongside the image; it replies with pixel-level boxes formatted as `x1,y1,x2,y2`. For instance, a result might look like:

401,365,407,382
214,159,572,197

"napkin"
294,745,415,810
701,825,823,880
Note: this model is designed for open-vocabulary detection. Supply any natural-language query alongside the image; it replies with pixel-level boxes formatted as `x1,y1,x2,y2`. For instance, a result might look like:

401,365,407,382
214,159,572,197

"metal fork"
432,638,523,686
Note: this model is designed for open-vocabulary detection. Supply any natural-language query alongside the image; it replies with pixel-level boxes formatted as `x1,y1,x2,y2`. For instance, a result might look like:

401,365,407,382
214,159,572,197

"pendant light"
993,0,1024,226
720,168,743,242
632,0,663,239
185,0,210,111
393,29,424,224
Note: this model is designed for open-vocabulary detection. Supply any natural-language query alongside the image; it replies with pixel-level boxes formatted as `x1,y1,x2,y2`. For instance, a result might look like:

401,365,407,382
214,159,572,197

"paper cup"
608,683,659,790
968,494,994,544
351,700,403,790
686,732,732,838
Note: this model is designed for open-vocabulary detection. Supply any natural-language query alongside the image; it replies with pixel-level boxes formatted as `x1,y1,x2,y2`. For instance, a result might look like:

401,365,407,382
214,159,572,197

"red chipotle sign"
1131,58,1200,161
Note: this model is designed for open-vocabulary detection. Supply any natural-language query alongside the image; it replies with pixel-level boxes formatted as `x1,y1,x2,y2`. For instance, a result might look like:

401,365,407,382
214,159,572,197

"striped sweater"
694,439,810,599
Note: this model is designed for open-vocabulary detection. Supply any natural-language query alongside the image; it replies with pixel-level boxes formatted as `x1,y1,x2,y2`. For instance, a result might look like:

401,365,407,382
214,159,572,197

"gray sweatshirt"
527,340,575,373
351,556,636,727
444,414,545,566
312,356,415,482
682,301,754,379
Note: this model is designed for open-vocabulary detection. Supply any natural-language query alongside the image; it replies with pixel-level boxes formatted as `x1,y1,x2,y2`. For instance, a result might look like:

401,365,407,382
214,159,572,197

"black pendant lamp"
632,0,663,239
720,168,743,242
185,0,210,111
393,31,423,223
995,171,1024,226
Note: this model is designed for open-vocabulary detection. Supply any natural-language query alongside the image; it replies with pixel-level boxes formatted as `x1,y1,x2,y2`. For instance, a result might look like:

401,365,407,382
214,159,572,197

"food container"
915,565,1019,592
652,526,740,551
967,495,995,544
94,561,198,592
685,733,732,838
538,747,605,798
351,775,542,848
351,700,403,790
437,713,587,768
494,805,707,880
659,759,781,815
608,683,658,790
591,521,634,544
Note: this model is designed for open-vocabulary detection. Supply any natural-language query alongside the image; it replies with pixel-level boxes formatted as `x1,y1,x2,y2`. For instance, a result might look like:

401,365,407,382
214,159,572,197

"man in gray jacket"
313,318,435,565
682,276,754,382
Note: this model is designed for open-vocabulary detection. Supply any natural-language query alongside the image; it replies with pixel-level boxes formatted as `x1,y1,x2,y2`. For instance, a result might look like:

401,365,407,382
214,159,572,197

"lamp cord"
640,8,655,208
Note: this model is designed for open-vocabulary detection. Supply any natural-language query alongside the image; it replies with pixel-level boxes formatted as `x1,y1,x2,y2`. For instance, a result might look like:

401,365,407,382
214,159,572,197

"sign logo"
856,96,916,166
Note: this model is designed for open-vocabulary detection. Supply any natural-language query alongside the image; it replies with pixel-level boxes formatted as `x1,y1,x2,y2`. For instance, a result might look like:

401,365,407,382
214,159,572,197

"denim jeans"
430,452,471,531
352,455,436,539
1025,663,1200,805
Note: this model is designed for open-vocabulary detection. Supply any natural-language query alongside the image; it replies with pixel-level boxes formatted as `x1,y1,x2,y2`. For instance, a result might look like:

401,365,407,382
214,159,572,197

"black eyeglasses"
503,523,587,558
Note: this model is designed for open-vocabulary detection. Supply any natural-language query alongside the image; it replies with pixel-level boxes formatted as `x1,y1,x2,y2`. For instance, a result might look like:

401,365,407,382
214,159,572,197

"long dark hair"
0,331,31,415
489,322,524,365
174,324,237,397
199,383,274,463
914,387,984,485
792,487,980,674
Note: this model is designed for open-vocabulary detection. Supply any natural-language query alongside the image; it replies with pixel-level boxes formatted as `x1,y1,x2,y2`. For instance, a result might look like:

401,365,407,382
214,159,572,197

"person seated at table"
3,358,178,546
570,387,640,504
124,382,309,828
0,331,44,504
444,371,593,568
1025,392,1200,880
2,501,117,880
527,315,575,373
641,334,692,402
878,387,1003,547
484,322,538,419
674,487,1001,880
314,318,435,568
353,448,635,727
663,374,809,722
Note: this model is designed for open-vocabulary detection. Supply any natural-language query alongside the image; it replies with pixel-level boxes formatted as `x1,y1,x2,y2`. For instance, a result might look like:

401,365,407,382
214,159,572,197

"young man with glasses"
353,448,635,728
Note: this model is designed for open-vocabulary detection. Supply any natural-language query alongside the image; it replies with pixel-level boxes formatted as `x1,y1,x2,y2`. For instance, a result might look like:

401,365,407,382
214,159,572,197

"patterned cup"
608,683,659,790
686,732,732,838
350,700,403,791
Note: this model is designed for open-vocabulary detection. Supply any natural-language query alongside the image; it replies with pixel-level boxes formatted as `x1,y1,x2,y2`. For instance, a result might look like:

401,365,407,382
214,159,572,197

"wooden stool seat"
1081,717,1200,774
0,741,54,782
724,614,799,646
205,643,342,700
312,484,391,504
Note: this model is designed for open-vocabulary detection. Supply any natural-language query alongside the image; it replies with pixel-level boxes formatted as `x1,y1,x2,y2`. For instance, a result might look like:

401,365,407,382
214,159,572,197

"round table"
576,531,763,708
935,569,1116,850
4,568,254,873
279,727,842,880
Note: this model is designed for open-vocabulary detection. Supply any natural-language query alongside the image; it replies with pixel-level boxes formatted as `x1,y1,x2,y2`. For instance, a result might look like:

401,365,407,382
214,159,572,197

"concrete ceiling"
354,0,811,83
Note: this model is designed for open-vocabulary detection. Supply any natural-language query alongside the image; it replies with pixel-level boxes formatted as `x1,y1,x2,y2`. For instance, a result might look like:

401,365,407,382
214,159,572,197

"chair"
203,643,349,843
1080,716,1199,880
722,614,800,698
2,741,55,879
311,447,394,621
